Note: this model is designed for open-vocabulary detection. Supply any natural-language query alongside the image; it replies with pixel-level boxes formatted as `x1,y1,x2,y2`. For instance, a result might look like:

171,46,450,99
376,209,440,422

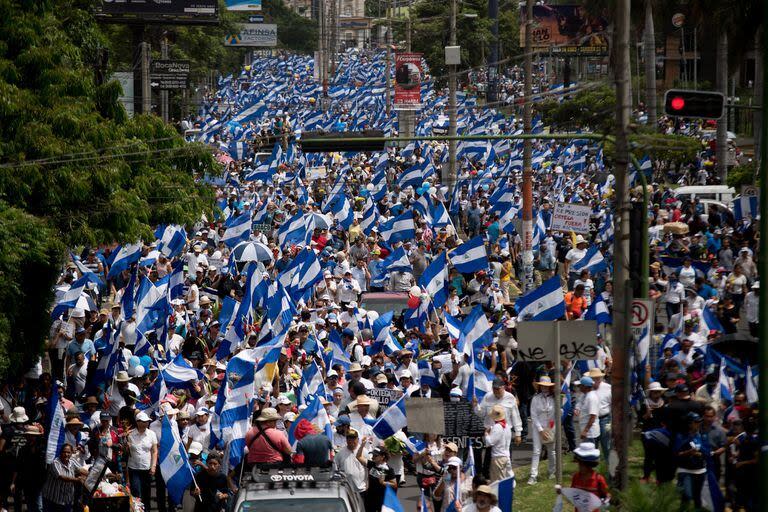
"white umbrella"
232,241,275,263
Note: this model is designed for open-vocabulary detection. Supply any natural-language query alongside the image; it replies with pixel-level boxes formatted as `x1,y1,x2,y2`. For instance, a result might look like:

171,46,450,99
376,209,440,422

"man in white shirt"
333,429,368,493
473,378,522,480
664,273,686,326
483,405,513,483
564,235,589,287
337,271,362,305
188,409,211,452
587,369,612,460
575,376,600,448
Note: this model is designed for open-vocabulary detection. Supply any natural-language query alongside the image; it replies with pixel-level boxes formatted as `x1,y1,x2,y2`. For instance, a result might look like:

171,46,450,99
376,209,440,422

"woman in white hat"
528,375,557,485
125,411,158,508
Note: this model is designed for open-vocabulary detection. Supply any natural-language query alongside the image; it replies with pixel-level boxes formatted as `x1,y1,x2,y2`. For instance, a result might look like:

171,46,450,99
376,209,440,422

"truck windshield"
240,498,347,512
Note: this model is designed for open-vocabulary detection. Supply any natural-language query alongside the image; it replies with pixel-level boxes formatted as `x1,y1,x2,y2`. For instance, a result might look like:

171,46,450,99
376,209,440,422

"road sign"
249,15,263,22
149,59,190,90
631,300,651,328
671,13,686,28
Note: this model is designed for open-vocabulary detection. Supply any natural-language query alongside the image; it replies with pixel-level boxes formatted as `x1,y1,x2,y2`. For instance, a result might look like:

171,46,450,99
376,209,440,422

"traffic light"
299,130,387,153
663,89,725,119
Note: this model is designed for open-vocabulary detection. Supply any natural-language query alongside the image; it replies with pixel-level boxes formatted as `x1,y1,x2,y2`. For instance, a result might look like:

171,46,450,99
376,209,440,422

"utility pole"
385,0,392,115
446,0,458,195
521,0,534,292
758,5,768,511
487,0,499,104
643,1,656,126
141,41,151,115
160,37,169,123
406,14,411,53
610,0,632,492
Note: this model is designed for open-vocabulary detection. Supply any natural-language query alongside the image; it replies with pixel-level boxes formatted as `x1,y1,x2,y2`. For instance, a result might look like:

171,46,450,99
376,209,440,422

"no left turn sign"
631,300,650,327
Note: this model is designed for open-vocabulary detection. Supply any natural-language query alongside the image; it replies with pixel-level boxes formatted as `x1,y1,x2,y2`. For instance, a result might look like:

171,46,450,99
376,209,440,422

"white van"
673,185,735,205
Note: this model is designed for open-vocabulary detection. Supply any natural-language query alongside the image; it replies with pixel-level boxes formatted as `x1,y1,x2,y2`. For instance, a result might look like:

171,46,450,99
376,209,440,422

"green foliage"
0,0,219,379
614,481,684,512
630,132,702,165
727,161,758,188
407,0,519,84
538,84,616,132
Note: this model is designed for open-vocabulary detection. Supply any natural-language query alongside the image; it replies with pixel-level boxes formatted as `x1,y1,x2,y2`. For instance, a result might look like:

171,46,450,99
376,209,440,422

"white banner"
551,202,592,234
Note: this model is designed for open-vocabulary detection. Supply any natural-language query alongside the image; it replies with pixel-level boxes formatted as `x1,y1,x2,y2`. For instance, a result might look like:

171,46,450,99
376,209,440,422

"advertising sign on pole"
394,52,423,110
519,4,609,56
516,320,599,362
224,24,277,47
149,60,190,90
551,202,592,234
226,0,262,11
97,0,218,24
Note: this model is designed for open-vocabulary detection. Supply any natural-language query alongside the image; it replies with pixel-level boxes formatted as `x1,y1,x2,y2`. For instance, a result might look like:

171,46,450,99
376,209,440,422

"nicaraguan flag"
733,195,759,221
418,359,439,388
381,211,415,245
418,252,448,308
449,236,488,274
360,198,380,235
159,415,195,505
328,330,351,370
444,312,462,340
45,381,66,463
699,306,725,336
571,245,608,273
398,162,423,190
457,304,492,357
514,275,565,321
490,476,515,512
288,395,333,448
213,351,255,469
331,195,355,229
386,246,413,273
467,353,495,402
381,486,404,512
403,436,426,455
222,212,252,248
298,361,326,406
156,225,187,258
431,201,451,228
107,243,142,279
584,294,611,325
277,212,310,247
161,354,205,390
746,365,758,404
50,276,91,319
717,362,733,403
372,395,408,439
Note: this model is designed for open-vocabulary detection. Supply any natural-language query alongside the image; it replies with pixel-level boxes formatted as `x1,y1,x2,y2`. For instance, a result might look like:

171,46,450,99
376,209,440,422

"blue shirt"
67,339,96,359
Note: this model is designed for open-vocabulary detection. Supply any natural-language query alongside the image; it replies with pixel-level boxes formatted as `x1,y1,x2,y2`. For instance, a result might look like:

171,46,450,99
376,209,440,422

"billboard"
224,23,277,47
226,0,262,11
394,52,422,110
97,0,218,24
520,4,608,56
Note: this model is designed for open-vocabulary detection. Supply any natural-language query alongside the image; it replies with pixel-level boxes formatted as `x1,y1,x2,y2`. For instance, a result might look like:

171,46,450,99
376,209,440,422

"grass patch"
513,441,646,512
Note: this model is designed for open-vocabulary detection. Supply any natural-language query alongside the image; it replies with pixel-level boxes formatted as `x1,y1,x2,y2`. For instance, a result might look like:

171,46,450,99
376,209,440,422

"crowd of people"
0,49,761,512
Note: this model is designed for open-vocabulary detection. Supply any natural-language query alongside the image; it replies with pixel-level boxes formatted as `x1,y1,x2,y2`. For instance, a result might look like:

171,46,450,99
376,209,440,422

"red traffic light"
670,96,685,111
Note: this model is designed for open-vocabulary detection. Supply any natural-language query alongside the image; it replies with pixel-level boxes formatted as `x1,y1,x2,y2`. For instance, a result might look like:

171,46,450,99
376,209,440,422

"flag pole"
554,321,563,485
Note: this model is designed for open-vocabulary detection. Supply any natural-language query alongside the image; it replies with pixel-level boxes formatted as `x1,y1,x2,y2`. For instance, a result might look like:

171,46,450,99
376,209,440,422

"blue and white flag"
570,245,608,273
156,225,187,259
360,198,380,235
457,304,492,357
490,476,515,512
403,436,426,455
514,275,566,321
287,395,333,448
418,252,448,308
733,195,759,221
584,294,611,325
418,359,439,388
444,312,463,340
699,306,725,336
327,330,352,370
746,365,758,404
160,354,206,389
386,246,413,274
449,236,488,274
381,211,415,245
45,381,66,463
222,212,252,248
107,243,142,279
298,361,326,406
467,353,495,402
50,276,91,319
382,486,404,512
372,395,408,439
159,415,195,505
277,212,310,247
716,361,733,403
213,351,256,469
331,195,355,229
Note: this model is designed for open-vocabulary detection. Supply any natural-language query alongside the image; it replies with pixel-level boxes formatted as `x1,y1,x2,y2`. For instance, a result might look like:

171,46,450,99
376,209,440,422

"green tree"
0,0,218,377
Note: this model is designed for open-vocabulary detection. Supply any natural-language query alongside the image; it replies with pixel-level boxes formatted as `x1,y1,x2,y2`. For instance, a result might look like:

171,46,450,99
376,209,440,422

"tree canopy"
0,0,219,377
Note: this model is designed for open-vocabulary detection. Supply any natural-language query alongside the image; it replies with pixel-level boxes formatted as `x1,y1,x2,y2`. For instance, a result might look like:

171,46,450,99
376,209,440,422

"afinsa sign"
224,23,277,47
